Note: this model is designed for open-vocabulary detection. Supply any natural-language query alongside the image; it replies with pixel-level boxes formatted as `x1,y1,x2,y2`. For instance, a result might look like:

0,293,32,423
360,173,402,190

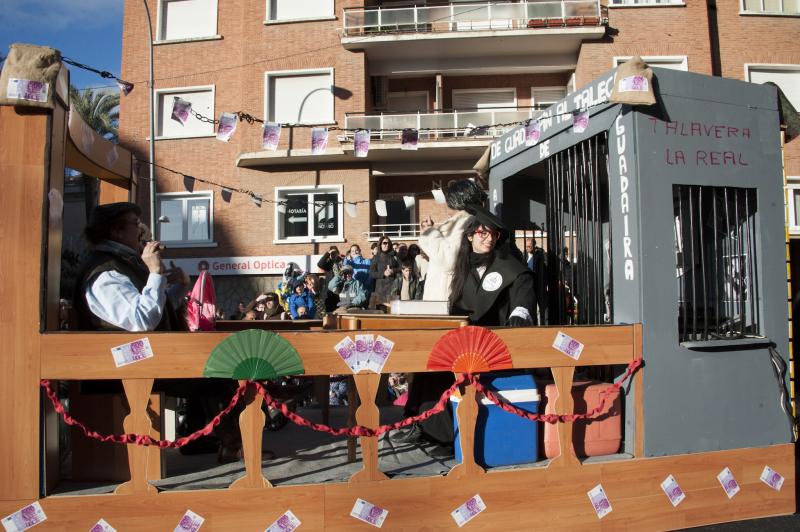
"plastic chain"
40,358,642,446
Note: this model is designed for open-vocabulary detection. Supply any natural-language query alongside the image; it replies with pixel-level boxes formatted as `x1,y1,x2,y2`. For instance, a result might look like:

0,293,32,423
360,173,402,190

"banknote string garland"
38,358,642,446
61,57,134,95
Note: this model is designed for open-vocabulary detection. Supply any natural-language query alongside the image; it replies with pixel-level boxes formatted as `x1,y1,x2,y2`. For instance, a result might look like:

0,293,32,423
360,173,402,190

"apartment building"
118,0,800,312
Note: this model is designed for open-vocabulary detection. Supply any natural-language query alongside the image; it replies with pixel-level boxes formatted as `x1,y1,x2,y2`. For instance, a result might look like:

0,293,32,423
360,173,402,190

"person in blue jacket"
287,279,315,319
344,244,372,291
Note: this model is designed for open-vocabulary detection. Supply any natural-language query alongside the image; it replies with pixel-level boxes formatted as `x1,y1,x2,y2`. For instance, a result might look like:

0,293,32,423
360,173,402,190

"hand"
507,316,531,328
384,264,394,278
141,241,164,274
420,215,434,231
165,266,190,286
256,294,268,302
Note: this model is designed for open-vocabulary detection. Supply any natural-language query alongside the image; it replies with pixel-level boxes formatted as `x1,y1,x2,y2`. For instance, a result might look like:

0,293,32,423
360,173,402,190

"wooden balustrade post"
350,373,389,482
448,376,485,479
549,367,580,468
231,381,271,489
115,378,158,494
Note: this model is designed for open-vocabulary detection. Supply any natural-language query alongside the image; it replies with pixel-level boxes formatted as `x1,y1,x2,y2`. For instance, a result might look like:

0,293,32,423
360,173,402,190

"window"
787,178,800,235
156,86,215,138
158,0,218,41
275,186,343,242
673,185,760,343
614,56,688,71
265,69,334,125
157,192,214,246
531,86,567,115
266,0,334,22
746,65,800,109
376,195,417,239
609,0,684,5
452,88,516,111
741,0,800,15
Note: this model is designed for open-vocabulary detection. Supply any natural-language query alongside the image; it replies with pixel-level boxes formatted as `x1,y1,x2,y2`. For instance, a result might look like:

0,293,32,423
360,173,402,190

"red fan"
427,326,513,373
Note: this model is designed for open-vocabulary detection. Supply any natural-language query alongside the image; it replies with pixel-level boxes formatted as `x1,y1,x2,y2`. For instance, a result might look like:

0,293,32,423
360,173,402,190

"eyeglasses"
381,242,390,246
473,228,500,240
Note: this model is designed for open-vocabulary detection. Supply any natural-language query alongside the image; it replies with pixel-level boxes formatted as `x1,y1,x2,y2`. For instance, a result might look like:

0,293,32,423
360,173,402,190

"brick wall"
576,2,713,85
713,1,800,174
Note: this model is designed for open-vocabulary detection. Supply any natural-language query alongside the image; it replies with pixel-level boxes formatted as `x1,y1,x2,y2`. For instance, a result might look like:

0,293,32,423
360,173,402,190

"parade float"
0,45,794,530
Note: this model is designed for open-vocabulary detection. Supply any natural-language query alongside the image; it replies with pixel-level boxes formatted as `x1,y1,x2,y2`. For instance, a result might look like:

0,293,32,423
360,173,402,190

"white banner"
167,255,320,276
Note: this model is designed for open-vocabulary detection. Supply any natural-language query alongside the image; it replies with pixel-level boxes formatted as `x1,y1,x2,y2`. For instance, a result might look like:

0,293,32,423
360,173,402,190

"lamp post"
143,0,157,233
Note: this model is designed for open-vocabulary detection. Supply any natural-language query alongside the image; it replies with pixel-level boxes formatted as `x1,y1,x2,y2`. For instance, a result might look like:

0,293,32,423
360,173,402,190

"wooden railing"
40,324,642,493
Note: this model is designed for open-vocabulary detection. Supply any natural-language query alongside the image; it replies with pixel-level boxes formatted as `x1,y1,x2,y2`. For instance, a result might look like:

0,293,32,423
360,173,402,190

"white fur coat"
418,210,474,301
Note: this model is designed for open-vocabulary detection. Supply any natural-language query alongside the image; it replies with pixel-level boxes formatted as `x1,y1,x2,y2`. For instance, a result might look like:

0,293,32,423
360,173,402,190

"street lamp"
143,0,157,234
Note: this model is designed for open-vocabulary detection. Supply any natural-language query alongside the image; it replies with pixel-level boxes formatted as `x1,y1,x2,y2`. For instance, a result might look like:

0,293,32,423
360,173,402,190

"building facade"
118,0,800,314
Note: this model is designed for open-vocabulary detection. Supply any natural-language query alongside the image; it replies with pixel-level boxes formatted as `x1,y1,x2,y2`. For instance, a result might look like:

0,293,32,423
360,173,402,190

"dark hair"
445,179,488,211
84,202,142,245
449,218,492,309
304,272,322,292
377,235,393,254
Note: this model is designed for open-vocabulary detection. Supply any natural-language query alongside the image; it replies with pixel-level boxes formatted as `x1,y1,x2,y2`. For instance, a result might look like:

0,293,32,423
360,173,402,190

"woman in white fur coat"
417,180,487,301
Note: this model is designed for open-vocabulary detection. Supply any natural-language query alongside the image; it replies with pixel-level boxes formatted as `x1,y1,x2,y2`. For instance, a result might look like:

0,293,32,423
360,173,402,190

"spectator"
317,245,343,282
328,265,368,312
417,179,485,302
243,292,284,320
288,280,315,319
232,301,248,320
391,262,423,301
409,244,429,292
396,243,409,263
370,242,378,258
368,235,400,306
295,306,308,319
243,310,258,320
304,273,337,319
344,244,372,290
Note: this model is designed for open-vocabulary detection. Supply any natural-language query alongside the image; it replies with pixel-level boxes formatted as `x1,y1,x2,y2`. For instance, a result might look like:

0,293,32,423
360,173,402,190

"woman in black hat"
449,215,534,327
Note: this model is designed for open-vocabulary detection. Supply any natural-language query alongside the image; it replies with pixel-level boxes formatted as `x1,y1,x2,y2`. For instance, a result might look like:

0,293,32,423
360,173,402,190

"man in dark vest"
75,202,183,331
75,203,241,460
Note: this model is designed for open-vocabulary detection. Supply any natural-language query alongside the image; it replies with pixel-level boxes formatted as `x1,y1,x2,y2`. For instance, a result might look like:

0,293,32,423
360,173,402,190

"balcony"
363,223,422,241
343,106,544,140
343,1,603,37
341,1,606,73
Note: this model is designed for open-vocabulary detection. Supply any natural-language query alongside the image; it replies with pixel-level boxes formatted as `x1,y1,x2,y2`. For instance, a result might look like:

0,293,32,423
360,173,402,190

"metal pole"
143,0,157,233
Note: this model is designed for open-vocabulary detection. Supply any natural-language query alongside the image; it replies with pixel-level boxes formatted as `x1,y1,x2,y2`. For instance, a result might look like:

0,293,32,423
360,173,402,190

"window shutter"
270,73,333,124
749,68,800,109
157,88,215,138
531,87,567,106
452,89,516,110
270,0,334,21
162,0,216,40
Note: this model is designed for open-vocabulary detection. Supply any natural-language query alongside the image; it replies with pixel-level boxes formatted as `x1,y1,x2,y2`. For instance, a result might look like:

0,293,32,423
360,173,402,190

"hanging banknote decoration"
171,97,192,125
216,112,238,142
525,120,541,146
116,80,134,96
573,109,589,134
311,127,329,155
345,202,358,218
375,199,388,217
401,128,419,150
262,122,281,151
354,129,371,158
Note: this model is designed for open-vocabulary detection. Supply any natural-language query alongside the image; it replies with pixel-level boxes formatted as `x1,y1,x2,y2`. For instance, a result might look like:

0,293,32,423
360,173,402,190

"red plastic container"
542,381,622,459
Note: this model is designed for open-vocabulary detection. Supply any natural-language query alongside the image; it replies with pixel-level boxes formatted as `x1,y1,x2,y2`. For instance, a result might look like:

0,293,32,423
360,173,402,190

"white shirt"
85,271,167,332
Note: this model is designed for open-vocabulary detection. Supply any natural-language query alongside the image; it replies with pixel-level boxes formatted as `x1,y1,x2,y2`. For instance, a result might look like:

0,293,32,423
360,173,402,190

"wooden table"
335,312,469,331
335,312,470,461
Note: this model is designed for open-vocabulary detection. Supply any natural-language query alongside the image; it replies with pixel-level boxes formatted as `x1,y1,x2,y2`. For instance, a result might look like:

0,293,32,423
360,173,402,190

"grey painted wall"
489,67,793,456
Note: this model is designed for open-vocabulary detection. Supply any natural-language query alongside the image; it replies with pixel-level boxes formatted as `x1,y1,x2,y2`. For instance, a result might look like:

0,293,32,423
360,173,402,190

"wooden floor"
1,444,793,531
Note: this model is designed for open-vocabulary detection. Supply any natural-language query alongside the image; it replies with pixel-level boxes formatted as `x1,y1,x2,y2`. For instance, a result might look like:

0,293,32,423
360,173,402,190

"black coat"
451,253,534,326
368,251,400,304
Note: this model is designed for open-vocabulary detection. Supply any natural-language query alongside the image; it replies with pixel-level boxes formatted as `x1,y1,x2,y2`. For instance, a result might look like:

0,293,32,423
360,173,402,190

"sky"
0,0,125,91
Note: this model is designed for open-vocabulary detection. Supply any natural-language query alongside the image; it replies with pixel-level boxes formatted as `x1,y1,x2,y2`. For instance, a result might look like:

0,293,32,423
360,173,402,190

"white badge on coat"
481,272,503,292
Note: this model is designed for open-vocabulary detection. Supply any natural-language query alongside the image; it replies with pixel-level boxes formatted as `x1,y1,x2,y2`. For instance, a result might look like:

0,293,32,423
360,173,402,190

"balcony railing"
342,1,603,37
363,223,422,240
344,106,546,140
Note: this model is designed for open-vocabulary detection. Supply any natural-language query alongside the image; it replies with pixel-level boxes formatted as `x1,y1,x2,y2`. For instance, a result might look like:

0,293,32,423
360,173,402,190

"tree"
68,86,120,142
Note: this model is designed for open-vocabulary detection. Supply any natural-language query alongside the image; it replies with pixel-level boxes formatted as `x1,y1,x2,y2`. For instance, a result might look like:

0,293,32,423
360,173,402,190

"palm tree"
68,86,120,142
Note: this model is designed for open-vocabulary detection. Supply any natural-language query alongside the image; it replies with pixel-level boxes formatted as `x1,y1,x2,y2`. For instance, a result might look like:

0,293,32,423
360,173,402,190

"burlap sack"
0,43,62,109
609,56,656,106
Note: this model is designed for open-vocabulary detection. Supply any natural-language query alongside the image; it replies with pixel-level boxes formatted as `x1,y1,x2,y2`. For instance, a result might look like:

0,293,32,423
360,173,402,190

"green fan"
204,329,305,380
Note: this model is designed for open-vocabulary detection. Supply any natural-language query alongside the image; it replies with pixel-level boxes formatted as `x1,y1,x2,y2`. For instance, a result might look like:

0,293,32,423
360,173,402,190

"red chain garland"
473,358,643,423
39,358,642,446
40,379,247,448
